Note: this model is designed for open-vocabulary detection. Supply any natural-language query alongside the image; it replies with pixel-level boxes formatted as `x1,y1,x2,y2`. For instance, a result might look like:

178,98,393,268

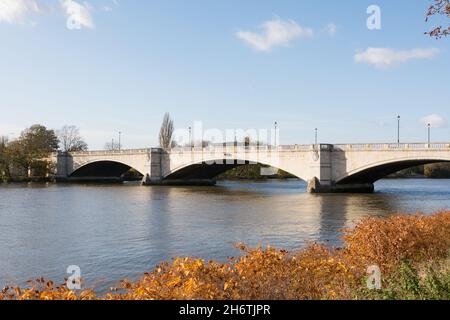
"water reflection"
0,179,449,292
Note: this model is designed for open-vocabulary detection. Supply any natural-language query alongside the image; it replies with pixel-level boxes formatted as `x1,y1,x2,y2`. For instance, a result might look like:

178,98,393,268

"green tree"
9,125,59,177
5,139,28,176
424,163,450,178
0,136,10,179
21,124,59,156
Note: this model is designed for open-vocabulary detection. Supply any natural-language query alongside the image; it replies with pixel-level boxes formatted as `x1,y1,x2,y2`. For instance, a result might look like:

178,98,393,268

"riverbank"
216,164,291,180
1,211,449,300
217,163,450,180
1,177,55,183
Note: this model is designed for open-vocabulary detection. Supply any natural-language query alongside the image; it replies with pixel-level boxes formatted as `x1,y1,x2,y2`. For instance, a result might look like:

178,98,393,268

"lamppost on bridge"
188,126,192,150
274,121,278,148
118,131,122,150
428,123,431,146
397,115,401,144
315,128,318,146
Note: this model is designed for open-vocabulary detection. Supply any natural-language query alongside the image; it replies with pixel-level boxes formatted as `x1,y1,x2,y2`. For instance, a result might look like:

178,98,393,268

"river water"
0,179,449,292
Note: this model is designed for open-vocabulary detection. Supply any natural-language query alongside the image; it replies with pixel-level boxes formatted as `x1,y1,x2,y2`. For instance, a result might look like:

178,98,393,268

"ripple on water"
0,178,449,293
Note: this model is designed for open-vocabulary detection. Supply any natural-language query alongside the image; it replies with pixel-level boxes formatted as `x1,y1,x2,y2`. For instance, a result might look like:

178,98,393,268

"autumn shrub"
105,243,356,300
1,211,449,300
0,278,97,301
342,211,450,273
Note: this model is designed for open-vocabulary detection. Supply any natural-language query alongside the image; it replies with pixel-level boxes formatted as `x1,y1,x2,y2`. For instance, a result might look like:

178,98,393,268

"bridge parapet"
68,148,151,156
65,143,450,155
167,142,450,153
170,144,315,153
333,143,450,151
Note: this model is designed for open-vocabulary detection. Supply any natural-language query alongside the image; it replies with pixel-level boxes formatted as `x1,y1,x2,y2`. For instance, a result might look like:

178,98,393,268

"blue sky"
0,0,449,149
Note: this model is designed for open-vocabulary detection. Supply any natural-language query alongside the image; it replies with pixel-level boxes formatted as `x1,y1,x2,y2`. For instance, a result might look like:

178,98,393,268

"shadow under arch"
337,159,449,185
69,160,144,182
164,159,304,182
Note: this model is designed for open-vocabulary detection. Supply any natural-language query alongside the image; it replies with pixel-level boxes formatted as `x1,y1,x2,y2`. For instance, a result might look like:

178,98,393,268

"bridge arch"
336,156,450,185
69,160,144,182
164,158,305,181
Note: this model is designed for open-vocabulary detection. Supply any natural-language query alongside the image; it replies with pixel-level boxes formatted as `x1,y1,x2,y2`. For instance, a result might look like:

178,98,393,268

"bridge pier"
307,178,374,194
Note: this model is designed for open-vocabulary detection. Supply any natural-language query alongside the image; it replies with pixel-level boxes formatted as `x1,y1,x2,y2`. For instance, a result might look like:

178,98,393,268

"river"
0,179,449,292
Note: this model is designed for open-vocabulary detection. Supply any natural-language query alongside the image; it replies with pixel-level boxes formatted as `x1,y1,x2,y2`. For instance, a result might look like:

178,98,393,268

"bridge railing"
333,143,450,151
171,144,315,153
62,143,450,156
66,148,151,156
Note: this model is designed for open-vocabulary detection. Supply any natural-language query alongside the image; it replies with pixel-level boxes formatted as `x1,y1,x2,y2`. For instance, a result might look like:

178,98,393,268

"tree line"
0,125,87,181
391,163,450,179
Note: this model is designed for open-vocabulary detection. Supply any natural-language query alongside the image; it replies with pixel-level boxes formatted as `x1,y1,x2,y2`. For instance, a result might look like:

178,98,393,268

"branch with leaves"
425,0,450,38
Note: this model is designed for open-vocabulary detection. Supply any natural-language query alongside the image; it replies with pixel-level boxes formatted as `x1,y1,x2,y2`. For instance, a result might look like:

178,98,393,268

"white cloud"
355,47,440,69
61,0,94,29
236,18,313,52
419,114,448,128
325,23,337,36
103,0,119,12
0,0,40,24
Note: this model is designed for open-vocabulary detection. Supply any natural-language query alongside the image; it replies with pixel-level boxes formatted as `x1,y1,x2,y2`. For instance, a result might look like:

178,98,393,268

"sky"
0,0,449,149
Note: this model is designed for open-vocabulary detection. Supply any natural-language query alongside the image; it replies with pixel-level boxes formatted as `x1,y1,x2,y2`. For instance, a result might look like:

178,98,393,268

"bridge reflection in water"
51,143,450,193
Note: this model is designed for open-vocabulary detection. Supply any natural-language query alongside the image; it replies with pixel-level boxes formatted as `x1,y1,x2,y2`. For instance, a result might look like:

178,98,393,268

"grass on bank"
1,212,449,300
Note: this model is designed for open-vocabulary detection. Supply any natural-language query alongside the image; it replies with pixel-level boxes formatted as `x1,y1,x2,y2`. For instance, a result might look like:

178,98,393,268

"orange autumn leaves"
1,211,450,300
342,212,450,273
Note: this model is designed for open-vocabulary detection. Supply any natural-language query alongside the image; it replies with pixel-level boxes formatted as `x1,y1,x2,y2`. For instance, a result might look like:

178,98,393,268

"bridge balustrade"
333,143,450,151
171,145,314,153
68,149,151,156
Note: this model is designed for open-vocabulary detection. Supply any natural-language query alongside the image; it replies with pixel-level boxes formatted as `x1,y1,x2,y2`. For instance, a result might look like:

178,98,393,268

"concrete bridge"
51,143,450,193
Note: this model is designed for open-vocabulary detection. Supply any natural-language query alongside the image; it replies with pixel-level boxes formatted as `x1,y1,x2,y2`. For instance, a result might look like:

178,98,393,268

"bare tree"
104,140,121,151
426,0,450,38
159,113,174,150
58,125,88,152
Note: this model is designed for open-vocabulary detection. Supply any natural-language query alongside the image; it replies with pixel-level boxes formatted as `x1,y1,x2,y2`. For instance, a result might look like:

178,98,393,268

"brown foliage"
426,0,450,38
342,212,450,273
1,212,449,300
